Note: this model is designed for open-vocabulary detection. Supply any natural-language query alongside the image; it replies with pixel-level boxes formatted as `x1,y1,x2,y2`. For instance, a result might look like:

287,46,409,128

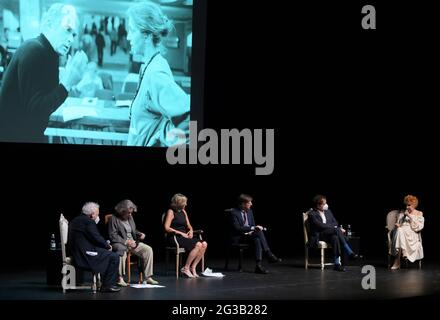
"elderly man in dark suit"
231,194,281,274
68,202,120,292
308,195,359,271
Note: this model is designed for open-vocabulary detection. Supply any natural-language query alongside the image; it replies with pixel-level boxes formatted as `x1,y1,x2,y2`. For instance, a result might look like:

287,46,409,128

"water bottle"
50,233,56,250
347,225,352,238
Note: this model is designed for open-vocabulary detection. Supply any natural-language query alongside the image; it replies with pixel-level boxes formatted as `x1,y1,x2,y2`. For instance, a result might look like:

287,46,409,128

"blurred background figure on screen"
109,27,118,56
74,61,104,98
80,29,96,63
0,3,87,143
95,28,105,67
126,1,190,147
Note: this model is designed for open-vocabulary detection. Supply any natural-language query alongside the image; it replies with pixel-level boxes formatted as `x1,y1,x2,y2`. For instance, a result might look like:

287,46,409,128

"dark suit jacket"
107,214,142,256
308,209,339,248
230,208,256,243
68,214,113,274
0,34,68,143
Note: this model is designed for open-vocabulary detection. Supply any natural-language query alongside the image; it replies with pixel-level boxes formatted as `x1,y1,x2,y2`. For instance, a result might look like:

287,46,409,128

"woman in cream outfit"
391,195,424,270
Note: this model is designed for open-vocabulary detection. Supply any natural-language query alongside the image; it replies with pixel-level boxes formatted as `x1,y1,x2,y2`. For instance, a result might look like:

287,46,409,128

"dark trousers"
242,229,271,262
97,48,104,66
101,252,119,288
110,41,117,55
319,228,349,263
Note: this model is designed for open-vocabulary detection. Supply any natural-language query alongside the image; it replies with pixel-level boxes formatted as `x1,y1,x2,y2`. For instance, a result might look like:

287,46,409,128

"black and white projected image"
0,0,193,147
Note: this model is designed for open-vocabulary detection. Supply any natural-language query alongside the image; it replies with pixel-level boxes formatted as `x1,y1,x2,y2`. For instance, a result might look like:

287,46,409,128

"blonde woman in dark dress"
164,194,207,278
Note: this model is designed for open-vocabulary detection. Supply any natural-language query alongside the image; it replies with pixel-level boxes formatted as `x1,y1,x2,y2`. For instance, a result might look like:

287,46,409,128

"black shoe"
100,286,121,293
349,253,362,260
268,254,282,263
334,264,346,272
255,264,269,274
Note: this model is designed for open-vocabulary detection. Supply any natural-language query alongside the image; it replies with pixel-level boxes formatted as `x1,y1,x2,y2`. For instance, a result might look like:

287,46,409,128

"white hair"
41,3,78,33
82,202,100,216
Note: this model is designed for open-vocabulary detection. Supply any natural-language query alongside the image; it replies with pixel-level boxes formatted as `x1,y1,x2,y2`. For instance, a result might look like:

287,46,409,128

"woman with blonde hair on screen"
126,1,190,147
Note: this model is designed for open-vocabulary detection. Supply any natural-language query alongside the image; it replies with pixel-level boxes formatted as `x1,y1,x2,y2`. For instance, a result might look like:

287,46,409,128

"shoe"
390,264,400,270
268,254,282,263
181,267,195,278
349,253,362,260
100,286,121,293
255,264,269,274
334,264,346,272
144,277,159,285
117,278,128,287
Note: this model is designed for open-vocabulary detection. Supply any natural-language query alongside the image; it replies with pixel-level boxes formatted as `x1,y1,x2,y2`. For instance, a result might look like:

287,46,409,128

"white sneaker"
117,278,128,286
143,277,159,285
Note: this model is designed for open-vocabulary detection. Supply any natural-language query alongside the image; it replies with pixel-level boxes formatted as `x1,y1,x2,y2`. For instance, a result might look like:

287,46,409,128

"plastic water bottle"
50,233,56,250
347,225,352,238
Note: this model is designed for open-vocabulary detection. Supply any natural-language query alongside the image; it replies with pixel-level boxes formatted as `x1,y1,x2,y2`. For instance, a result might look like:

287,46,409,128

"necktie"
243,212,248,226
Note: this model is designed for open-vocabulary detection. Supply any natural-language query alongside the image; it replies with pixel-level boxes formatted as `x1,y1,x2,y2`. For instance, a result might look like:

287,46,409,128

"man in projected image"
126,1,190,147
308,195,360,271
0,3,87,143
231,194,282,274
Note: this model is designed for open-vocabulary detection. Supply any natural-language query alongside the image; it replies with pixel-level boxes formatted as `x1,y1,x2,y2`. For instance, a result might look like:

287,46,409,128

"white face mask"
323,204,329,211
94,216,100,224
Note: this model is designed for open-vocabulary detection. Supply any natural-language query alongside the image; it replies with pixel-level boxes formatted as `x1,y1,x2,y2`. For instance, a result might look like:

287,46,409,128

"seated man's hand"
107,244,112,251
256,225,264,231
126,239,137,248
139,233,146,241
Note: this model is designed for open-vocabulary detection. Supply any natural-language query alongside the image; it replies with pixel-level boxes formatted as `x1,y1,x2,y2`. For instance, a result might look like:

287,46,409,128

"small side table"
46,248,62,285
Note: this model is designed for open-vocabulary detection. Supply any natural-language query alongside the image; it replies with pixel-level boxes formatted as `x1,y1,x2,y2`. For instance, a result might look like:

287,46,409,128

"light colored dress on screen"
127,54,190,147
392,210,424,262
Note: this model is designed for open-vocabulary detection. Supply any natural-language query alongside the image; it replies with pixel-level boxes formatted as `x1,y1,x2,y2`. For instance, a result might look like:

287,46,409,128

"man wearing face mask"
0,3,87,143
308,195,359,271
68,202,121,292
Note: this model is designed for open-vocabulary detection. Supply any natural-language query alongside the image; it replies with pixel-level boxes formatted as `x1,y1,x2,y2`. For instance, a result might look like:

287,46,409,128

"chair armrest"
193,230,203,235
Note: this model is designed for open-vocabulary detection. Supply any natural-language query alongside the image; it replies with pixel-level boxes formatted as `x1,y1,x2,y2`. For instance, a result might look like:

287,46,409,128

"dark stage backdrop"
0,1,439,272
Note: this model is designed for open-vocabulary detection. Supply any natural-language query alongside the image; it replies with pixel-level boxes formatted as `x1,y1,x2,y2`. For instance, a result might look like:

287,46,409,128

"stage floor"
1,258,439,300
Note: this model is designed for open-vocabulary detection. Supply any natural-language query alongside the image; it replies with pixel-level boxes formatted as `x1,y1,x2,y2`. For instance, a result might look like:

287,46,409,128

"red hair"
403,195,419,208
